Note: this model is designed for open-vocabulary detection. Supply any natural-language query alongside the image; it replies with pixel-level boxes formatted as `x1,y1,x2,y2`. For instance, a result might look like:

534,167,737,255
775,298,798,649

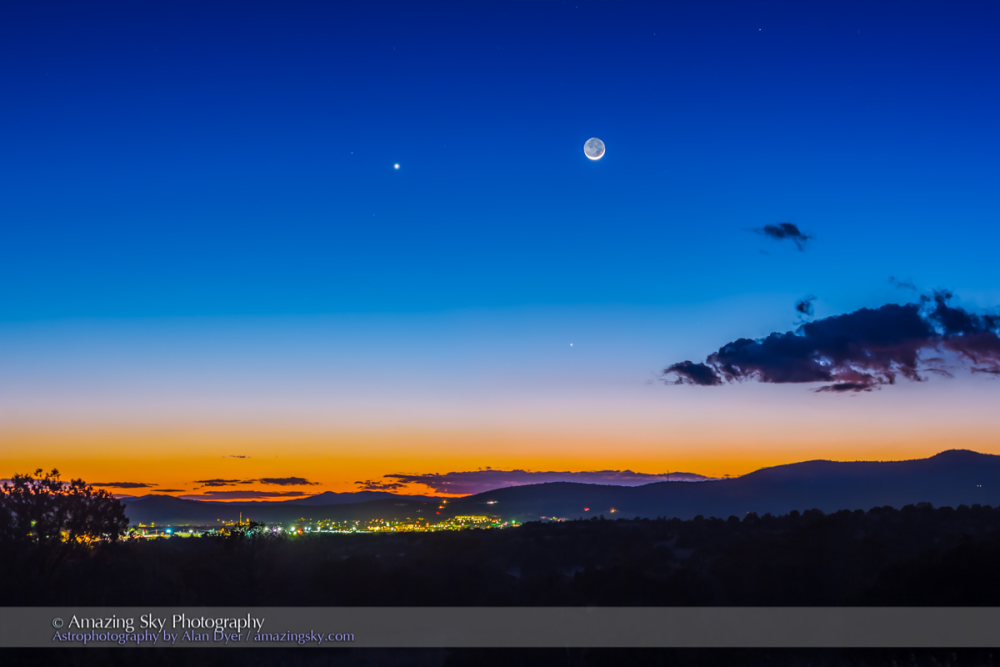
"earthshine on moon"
584,137,605,160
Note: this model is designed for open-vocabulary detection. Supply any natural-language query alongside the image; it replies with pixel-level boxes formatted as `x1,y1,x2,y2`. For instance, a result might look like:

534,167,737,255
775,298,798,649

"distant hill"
444,449,1000,522
120,451,1000,526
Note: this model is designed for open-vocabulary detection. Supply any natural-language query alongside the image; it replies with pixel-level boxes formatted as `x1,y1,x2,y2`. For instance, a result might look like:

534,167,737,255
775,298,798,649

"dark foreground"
5,503,1000,665
6,503,1000,607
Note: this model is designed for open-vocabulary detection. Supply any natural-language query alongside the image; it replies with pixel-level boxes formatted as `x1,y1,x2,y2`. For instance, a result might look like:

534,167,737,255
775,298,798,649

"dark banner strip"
3,607,1000,648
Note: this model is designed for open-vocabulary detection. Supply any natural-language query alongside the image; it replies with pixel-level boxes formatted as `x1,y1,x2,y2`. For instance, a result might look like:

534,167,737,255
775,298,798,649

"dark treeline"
8,504,1000,666
5,503,1000,607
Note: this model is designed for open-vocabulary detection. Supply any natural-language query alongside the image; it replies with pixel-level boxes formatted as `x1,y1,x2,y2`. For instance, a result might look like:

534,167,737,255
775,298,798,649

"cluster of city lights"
132,515,518,538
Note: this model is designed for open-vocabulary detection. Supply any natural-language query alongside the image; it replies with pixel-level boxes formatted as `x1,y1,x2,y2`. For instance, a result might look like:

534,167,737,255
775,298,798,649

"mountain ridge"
119,450,1000,525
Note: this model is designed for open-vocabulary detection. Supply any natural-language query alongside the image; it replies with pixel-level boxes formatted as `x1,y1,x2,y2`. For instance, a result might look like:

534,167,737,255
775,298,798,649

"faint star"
394,163,400,169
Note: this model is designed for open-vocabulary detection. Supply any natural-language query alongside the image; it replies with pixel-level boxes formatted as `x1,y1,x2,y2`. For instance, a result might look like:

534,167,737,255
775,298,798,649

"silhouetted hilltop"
446,450,1000,521
120,451,1000,525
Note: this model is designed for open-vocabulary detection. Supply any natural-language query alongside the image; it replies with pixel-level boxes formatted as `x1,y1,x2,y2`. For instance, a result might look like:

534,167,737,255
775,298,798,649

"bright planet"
584,137,605,160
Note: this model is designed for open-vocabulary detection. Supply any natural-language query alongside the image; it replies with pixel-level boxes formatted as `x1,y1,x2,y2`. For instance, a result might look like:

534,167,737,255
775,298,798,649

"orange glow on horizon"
3,423,999,499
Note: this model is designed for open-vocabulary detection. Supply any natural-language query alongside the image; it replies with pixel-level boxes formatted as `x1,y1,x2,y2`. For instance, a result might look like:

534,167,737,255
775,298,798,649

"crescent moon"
584,137,606,160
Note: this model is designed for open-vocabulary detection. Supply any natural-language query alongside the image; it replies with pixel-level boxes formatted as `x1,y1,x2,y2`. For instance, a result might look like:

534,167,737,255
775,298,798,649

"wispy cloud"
193,476,318,488
194,478,250,488
355,480,409,491
181,490,308,500
259,477,317,486
795,295,817,318
90,481,158,489
753,222,813,250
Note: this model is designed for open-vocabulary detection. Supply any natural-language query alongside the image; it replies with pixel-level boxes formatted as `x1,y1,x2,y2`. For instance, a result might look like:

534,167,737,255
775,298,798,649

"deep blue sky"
3,1,1000,489
2,0,998,319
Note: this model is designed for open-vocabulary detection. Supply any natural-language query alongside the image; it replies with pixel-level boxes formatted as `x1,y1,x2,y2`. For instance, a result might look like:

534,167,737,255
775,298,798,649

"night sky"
2,1,999,498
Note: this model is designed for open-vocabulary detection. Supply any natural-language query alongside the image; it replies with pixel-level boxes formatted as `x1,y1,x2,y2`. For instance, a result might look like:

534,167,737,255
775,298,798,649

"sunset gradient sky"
2,1,999,498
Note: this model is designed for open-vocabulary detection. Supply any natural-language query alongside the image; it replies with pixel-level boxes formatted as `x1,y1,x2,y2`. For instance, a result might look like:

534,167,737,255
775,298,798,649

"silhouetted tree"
0,468,128,544
1,469,129,599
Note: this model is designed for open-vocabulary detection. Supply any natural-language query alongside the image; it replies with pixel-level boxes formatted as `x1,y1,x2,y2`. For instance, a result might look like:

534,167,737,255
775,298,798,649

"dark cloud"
379,470,711,496
814,382,874,393
795,295,817,318
91,481,158,489
663,292,1000,393
193,478,248,488
662,361,723,386
193,477,317,487
754,222,813,250
355,480,409,491
152,489,185,493
228,455,250,459
926,291,1000,374
259,477,317,486
889,276,918,291
181,490,308,500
